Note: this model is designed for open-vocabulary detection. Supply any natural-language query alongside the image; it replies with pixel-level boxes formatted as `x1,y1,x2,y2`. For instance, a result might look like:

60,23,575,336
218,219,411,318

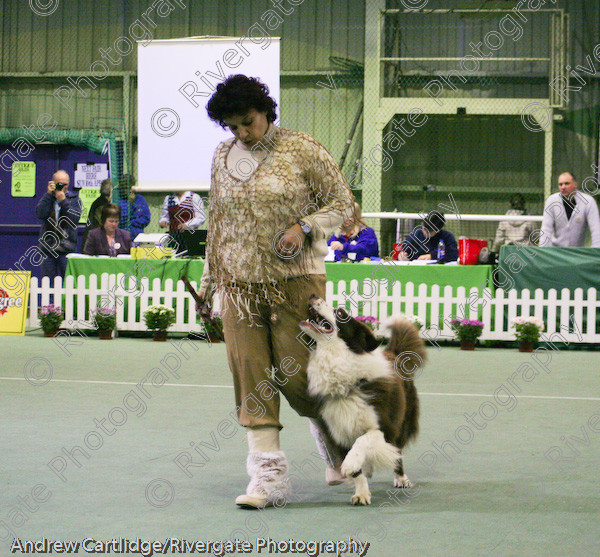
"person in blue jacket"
399,210,458,262
35,169,82,279
327,203,379,261
117,174,151,241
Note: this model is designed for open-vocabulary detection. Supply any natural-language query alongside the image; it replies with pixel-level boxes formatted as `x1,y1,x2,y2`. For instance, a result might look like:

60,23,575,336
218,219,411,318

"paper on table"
378,259,438,265
324,246,336,262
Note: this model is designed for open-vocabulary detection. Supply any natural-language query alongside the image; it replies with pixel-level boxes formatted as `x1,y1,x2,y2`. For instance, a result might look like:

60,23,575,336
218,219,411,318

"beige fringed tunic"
202,126,354,322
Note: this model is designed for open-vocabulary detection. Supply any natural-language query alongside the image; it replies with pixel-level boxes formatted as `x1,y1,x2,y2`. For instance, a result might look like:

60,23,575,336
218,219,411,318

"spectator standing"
158,190,206,232
540,171,600,247
158,190,206,253
35,169,82,279
117,174,151,241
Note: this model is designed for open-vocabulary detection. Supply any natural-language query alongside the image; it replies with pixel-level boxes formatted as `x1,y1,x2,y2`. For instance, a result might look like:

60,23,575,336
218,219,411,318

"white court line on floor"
0,377,233,389
420,392,600,401
1,376,599,401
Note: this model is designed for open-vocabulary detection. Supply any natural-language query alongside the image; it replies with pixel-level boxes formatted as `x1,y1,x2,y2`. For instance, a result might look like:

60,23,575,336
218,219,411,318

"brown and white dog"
300,296,426,505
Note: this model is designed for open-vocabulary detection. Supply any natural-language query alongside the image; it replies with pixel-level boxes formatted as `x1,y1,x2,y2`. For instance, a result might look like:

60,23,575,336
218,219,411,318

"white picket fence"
27,274,600,343
326,280,600,344
28,273,206,334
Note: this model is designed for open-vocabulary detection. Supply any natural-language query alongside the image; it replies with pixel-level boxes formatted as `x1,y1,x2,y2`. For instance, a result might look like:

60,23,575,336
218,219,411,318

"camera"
54,182,67,191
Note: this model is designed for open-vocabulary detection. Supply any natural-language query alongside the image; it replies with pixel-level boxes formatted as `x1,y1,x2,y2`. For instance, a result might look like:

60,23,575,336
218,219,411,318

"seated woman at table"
327,203,379,261
398,210,458,262
83,204,132,256
492,193,537,251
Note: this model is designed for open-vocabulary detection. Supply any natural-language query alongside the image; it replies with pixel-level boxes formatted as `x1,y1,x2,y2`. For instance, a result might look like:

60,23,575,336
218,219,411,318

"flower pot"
207,332,222,343
43,330,58,337
98,329,113,340
460,339,476,350
518,340,535,352
153,330,168,341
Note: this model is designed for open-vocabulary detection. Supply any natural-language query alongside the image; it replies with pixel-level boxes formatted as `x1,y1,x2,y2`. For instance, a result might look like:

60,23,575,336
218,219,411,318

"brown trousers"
222,275,326,429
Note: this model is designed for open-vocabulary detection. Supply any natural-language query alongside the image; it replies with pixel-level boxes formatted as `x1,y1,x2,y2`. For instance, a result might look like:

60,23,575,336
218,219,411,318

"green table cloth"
325,262,492,293
67,258,493,292
497,246,600,293
66,257,205,285
497,246,600,335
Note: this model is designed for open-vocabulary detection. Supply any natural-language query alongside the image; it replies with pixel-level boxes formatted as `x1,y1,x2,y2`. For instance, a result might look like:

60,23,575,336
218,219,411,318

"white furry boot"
235,428,291,509
309,420,345,485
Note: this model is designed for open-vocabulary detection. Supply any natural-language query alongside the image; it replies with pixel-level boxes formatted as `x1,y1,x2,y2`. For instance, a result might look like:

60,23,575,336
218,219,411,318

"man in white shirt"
540,171,600,247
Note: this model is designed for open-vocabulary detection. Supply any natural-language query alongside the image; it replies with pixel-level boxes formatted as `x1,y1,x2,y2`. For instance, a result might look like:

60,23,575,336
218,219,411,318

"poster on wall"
74,163,109,189
11,161,36,197
74,163,109,224
0,271,30,336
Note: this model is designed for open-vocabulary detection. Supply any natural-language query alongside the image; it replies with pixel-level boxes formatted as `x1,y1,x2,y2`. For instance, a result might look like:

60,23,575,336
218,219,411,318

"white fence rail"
28,274,206,334
326,280,599,344
27,274,600,343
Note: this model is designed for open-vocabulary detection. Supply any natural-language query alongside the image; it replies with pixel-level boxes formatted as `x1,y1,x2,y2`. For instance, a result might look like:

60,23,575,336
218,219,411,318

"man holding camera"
35,169,82,279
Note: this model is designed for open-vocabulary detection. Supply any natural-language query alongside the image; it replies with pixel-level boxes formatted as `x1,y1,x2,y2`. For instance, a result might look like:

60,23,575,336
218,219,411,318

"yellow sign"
79,187,101,224
131,246,174,259
0,271,31,336
12,161,36,197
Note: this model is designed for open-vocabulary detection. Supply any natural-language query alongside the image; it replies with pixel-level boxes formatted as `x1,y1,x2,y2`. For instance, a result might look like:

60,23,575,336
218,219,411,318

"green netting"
0,128,121,177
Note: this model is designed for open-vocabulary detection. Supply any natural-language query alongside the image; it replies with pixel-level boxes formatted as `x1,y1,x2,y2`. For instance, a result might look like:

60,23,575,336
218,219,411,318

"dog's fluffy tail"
342,430,400,477
383,315,426,447
383,315,427,372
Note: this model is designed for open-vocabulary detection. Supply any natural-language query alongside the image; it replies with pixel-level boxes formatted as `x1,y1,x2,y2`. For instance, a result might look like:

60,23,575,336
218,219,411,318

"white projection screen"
137,37,280,192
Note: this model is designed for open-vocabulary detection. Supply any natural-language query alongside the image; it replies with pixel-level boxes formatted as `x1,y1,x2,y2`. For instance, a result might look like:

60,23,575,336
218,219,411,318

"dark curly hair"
206,74,278,128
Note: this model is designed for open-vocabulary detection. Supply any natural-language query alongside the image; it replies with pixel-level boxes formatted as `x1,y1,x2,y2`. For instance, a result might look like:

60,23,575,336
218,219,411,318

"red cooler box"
459,238,487,265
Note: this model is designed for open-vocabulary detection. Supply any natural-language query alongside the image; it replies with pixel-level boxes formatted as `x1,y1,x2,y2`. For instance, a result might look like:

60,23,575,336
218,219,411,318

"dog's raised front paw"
341,454,362,478
393,474,412,488
351,492,371,506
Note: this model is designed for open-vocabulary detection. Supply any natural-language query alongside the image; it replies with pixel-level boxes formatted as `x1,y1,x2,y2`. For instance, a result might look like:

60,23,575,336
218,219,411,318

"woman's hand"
277,223,305,258
417,254,431,260
330,241,344,251
159,220,168,228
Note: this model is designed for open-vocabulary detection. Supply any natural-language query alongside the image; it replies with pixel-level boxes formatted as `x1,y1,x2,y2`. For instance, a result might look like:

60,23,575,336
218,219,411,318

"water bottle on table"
437,239,445,261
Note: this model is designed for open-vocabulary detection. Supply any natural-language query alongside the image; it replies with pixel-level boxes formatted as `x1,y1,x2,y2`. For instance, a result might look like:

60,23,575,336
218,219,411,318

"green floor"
1,332,599,556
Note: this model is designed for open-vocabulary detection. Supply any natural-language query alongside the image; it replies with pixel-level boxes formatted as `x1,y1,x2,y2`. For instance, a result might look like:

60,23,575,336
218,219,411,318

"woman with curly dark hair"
199,74,355,509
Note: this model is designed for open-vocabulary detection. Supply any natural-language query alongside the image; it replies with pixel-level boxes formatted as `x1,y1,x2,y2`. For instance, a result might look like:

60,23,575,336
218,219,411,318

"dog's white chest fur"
306,339,391,447
306,339,390,396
